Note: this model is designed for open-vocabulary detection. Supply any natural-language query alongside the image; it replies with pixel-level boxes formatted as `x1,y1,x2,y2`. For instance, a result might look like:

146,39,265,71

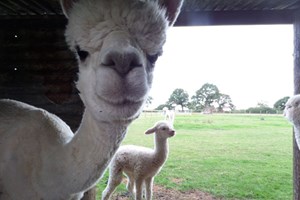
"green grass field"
97,113,293,200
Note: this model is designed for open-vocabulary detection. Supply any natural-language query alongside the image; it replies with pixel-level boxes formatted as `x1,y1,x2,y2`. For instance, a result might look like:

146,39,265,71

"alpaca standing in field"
284,94,300,149
165,109,175,125
102,121,175,200
0,0,183,199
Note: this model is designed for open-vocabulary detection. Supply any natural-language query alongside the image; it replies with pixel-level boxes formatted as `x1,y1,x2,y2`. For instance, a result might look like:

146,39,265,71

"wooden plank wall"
294,11,300,200
0,17,83,132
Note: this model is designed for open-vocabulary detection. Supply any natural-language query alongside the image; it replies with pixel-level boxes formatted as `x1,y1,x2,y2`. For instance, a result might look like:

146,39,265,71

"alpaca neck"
153,136,169,164
58,109,130,193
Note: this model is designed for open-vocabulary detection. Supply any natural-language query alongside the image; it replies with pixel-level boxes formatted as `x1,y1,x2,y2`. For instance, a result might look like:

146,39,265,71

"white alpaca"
102,121,175,200
0,0,183,199
284,94,300,149
165,109,175,125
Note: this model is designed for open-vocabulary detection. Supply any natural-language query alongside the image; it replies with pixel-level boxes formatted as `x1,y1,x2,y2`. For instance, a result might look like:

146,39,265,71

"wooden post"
294,10,300,200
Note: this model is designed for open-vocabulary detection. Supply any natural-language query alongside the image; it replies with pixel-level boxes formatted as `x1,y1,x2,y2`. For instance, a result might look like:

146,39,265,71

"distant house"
202,106,215,114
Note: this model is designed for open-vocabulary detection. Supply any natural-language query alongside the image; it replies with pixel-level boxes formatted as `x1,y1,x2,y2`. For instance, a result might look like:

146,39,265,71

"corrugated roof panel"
0,0,300,16
182,0,300,11
0,0,62,16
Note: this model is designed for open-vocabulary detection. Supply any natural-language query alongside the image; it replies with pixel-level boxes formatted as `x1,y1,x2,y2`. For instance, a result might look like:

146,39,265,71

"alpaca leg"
145,177,153,200
126,175,135,195
134,178,144,200
101,169,123,200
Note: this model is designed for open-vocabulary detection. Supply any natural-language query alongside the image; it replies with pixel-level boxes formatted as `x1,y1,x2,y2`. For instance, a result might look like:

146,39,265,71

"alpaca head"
284,95,300,125
145,120,175,139
60,0,183,121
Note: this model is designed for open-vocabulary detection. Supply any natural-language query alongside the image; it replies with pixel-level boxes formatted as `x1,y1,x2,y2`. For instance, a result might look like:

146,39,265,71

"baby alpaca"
102,121,175,200
284,94,300,149
165,109,175,125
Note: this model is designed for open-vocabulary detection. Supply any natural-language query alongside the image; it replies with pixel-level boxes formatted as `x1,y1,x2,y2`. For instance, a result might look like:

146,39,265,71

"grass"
97,113,293,200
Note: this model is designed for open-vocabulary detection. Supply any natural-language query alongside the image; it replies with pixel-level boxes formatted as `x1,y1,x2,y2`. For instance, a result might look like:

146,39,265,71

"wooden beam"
294,10,300,200
175,10,296,26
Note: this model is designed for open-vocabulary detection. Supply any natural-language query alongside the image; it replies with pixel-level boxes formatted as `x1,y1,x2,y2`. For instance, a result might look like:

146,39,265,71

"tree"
216,94,235,112
246,102,276,114
246,106,277,114
156,103,172,110
274,96,290,111
167,88,189,111
145,96,153,108
191,83,220,112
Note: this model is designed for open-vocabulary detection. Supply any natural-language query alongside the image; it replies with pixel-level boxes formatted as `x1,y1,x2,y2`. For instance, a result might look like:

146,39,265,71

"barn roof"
0,0,299,25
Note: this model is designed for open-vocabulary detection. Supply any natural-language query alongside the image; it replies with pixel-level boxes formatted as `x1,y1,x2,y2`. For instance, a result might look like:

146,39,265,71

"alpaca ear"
145,127,156,134
60,0,79,18
159,0,184,26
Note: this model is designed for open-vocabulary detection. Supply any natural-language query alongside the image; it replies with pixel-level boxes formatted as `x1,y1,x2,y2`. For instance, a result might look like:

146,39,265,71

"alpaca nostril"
102,50,142,75
169,131,175,136
102,58,116,67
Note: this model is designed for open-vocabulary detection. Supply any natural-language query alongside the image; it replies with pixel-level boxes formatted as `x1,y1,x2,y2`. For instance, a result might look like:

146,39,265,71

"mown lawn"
97,113,293,200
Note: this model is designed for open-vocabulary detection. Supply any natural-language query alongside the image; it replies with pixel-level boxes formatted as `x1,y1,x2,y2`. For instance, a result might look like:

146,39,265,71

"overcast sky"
148,25,294,110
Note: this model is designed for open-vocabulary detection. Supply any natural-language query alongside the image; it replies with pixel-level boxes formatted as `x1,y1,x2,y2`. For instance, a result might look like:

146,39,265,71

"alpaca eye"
75,45,89,61
161,127,167,131
147,53,160,65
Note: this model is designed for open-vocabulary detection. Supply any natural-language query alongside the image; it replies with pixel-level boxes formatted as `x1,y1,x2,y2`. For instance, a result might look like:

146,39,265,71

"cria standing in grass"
102,121,175,200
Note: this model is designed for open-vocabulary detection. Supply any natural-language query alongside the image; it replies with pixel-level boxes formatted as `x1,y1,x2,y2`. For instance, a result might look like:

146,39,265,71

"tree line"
155,83,234,112
152,83,289,114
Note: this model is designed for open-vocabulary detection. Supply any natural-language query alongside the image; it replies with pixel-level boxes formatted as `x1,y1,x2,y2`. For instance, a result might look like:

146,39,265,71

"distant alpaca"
0,0,183,199
102,121,175,200
284,94,300,149
165,109,175,125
